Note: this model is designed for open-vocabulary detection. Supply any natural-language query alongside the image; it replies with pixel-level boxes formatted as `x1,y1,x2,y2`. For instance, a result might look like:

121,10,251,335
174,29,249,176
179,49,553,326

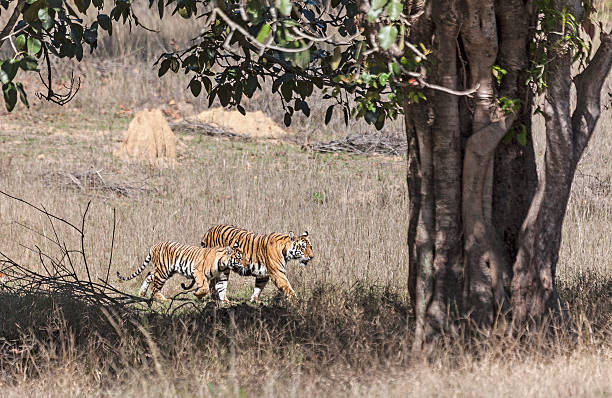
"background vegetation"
0,3,611,396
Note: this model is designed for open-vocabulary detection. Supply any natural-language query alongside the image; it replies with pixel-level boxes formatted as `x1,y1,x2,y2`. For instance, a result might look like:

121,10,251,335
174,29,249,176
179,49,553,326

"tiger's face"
223,242,246,271
288,231,314,265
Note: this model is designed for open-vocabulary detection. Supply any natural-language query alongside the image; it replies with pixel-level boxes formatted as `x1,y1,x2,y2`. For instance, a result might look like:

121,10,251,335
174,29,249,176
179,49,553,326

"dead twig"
42,169,154,198
306,132,406,156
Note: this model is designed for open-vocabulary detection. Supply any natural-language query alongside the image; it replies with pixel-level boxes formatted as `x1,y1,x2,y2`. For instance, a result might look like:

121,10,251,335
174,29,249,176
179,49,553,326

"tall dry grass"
1,110,610,395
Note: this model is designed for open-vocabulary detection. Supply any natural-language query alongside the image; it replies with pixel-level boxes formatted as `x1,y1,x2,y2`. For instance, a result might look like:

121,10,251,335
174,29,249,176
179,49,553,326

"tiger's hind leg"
150,273,170,302
139,272,154,297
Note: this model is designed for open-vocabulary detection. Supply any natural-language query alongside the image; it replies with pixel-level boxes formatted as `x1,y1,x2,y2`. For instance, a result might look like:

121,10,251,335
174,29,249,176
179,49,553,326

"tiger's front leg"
193,270,210,300
211,270,231,302
269,272,297,301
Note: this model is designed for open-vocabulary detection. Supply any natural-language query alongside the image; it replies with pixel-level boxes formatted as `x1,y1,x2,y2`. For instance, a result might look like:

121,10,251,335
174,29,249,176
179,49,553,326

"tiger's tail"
117,251,152,281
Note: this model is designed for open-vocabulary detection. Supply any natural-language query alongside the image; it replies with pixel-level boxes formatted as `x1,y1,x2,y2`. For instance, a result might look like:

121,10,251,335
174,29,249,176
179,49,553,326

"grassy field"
1,4,611,397
1,98,611,396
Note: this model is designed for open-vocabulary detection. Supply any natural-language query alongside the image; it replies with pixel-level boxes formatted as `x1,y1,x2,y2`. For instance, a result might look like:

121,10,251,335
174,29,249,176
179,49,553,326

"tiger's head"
287,231,314,265
223,242,247,272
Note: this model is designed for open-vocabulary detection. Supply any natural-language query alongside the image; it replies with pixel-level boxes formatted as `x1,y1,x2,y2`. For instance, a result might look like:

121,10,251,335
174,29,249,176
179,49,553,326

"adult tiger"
117,241,246,301
199,224,314,302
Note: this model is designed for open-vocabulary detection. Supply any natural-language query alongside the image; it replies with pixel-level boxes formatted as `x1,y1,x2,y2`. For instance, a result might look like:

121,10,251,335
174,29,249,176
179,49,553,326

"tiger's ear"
225,246,232,255
301,231,308,237
289,231,295,241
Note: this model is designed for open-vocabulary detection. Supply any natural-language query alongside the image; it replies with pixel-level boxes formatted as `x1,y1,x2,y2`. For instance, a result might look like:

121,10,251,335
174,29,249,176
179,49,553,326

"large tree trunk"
405,0,612,345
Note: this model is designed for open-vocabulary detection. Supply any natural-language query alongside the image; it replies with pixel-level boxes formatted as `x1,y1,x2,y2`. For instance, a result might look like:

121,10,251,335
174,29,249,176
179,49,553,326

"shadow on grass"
0,282,413,375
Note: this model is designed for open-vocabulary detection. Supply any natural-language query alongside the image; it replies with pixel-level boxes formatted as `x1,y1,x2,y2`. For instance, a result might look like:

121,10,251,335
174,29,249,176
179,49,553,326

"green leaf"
0,60,19,84
330,47,342,70
256,24,271,43
15,82,29,107
378,25,398,50
385,0,402,21
177,6,191,18
324,105,334,125
218,85,230,106
27,37,42,55
19,56,38,71
292,49,310,69
367,7,382,22
276,0,292,16
371,0,386,11
15,35,27,52
296,80,313,98
157,0,164,18
189,78,202,97
391,62,400,75
3,82,17,111
296,99,310,116
375,114,384,130
158,58,171,77
281,81,293,100
378,72,390,86
365,109,377,124
170,58,179,73
74,0,90,13
244,75,259,98
37,8,53,30
98,14,111,31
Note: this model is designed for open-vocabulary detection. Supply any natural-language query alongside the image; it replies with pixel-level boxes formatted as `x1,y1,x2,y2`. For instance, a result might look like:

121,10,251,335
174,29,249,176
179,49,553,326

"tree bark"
493,0,538,267
511,19,612,324
405,101,436,352
424,0,464,336
460,0,510,326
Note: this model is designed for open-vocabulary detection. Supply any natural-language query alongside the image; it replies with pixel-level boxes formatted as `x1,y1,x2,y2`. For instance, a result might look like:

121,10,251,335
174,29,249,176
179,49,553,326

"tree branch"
0,0,25,50
571,31,612,157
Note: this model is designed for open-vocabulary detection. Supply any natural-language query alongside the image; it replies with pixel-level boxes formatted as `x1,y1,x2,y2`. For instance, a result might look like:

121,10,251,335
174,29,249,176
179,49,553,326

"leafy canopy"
0,0,596,129
1,0,428,128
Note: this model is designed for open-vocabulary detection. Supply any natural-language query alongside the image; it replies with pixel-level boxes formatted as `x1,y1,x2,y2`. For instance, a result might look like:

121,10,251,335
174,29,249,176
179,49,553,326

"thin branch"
0,189,82,232
0,0,25,49
213,8,315,53
36,43,81,106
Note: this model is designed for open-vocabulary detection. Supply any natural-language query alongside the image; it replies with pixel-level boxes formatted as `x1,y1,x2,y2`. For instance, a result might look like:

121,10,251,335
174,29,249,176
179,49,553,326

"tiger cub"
117,241,245,301
200,225,314,302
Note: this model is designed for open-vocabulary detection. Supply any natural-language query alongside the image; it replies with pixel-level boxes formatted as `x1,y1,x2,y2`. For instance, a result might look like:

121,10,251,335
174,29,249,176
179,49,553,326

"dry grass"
1,4,611,396
0,107,610,396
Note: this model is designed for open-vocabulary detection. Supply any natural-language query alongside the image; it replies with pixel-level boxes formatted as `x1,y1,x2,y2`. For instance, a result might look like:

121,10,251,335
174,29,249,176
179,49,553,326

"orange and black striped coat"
200,225,314,302
118,241,245,301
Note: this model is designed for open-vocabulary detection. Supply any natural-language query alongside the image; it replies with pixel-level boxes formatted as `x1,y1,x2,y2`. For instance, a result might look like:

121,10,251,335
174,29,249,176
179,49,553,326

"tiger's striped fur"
117,241,245,301
200,224,314,302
